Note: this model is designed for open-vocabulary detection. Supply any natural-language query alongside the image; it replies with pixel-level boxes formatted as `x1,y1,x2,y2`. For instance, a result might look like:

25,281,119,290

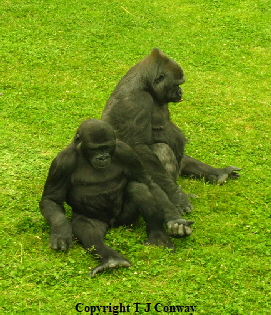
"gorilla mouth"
173,87,183,102
95,162,110,169
174,97,183,102
172,95,183,103
93,159,111,169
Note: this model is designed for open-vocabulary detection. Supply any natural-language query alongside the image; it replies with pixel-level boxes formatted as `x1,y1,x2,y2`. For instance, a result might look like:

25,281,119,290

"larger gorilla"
40,119,193,277
102,48,241,212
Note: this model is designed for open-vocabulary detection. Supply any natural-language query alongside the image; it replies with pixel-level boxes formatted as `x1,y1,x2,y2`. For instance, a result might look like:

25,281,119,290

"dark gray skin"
102,48,241,212
40,119,193,277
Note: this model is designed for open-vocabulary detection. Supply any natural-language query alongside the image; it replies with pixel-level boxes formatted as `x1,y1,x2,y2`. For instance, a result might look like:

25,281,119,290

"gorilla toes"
184,204,194,213
226,166,241,179
90,257,131,278
145,231,175,249
167,219,194,238
176,203,193,215
216,166,241,185
188,194,199,199
176,191,194,214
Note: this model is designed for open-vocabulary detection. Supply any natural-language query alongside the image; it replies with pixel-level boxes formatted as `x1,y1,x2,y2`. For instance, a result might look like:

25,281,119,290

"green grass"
1,0,270,314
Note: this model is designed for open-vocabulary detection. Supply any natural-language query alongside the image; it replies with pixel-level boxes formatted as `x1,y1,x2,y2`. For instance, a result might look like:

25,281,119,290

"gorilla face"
152,72,185,104
86,143,115,169
76,119,116,169
162,78,184,103
148,48,186,104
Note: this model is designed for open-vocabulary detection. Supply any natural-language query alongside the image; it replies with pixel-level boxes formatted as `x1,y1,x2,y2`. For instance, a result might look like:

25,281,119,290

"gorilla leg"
71,213,131,277
118,182,175,249
133,145,193,213
181,154,241,185
152,143,179,180
153,121,241,185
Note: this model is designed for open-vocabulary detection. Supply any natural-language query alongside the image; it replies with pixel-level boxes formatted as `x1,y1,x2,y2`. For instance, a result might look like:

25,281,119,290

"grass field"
1,0,270,314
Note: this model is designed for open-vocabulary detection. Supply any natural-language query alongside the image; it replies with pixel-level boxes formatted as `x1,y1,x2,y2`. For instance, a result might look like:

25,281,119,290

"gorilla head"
144,48,185,104
75,119,116,169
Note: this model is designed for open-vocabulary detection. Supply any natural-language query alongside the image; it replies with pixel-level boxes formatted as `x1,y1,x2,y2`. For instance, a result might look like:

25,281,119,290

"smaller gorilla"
40,119,193,277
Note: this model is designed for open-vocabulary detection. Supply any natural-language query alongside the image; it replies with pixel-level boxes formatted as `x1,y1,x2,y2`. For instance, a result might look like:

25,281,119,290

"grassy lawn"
1,0,270,314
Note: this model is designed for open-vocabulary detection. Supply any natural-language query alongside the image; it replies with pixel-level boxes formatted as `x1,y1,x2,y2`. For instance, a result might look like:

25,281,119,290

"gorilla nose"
98,156,107,161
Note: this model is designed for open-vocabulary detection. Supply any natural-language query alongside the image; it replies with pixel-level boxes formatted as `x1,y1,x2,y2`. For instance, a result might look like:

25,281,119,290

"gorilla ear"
75,133,80,141
154,73,165,84
75,133,82,150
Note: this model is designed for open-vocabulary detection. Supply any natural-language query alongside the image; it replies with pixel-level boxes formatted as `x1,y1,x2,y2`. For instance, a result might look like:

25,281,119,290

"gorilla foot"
180,203,194,214
145,230,175,249
188,194,199,199
176,190,194,214
216,166,241,185
176,203,193,214
90,257,131,278
167,219,194,238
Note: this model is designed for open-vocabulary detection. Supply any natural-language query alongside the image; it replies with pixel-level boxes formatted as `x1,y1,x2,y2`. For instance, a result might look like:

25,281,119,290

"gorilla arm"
39,146,75,250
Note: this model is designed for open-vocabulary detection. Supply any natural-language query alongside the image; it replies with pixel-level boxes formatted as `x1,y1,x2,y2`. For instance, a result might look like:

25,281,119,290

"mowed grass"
1,0,270,314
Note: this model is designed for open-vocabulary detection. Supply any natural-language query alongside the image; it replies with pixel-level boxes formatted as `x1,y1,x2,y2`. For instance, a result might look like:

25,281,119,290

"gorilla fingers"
49,219,73,250
175,189,194,214
145,230,175,249
167,219,194,238
90,257,131,278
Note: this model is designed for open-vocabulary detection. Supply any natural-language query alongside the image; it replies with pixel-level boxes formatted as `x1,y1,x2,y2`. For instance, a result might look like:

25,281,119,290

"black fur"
40,119,193,277
102,48,241,212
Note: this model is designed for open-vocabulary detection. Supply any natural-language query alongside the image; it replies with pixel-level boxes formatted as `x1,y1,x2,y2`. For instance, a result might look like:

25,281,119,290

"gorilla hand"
90,256,131,278
167,219,194,238
49,220,73,250
215,166,241,185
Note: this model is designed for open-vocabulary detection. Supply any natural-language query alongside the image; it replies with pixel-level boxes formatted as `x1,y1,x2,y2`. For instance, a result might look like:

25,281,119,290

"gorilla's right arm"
39,146,75,250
